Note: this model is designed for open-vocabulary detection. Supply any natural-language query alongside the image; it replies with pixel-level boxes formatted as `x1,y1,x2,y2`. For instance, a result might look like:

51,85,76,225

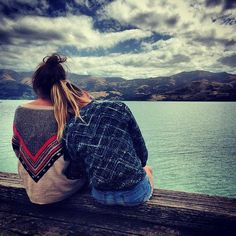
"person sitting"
12,53,91,204
63,97,154,205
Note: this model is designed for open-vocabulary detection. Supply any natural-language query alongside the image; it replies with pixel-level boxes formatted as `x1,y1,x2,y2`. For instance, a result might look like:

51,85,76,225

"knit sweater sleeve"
123,104,148,167
62,120,88,180
12,111,20,157
12,129,20,157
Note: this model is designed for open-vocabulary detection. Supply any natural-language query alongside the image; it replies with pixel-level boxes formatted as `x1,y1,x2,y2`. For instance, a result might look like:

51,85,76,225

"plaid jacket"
63,100,148,191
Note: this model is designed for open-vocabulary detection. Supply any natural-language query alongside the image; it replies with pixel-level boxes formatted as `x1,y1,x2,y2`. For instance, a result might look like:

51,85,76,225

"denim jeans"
91,175,153,206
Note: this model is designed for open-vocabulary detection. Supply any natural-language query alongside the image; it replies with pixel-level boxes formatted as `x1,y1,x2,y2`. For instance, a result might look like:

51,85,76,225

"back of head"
32,53,66,98
32,53,91,140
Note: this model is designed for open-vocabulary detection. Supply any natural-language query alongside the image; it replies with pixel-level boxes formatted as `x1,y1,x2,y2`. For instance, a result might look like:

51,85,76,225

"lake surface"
0,100,236,198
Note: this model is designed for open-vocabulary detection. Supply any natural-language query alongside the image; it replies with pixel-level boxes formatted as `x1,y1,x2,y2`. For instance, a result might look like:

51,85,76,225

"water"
0,100,236,198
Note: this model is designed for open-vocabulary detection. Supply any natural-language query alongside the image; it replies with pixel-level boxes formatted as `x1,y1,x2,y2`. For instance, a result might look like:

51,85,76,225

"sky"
0,0,236,79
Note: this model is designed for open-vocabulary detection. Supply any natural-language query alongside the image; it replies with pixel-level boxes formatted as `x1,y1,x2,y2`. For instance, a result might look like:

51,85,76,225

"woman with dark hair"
12,53,154,206
12,54,91,204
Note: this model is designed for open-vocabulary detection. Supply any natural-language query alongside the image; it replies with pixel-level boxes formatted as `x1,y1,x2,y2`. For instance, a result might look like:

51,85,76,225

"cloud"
74,32,171,56
206,0,223,7
0,0,113,19
0,24,64,46
103,0,182,33
0,44,58,72
167,54,191,64
0,0,49,18
193,33,236,47
0,14,152,49
93,18,136,32
205,0,236,10
218,54,236,67
74,0,112,11
212,13,236,25
0,0,235,78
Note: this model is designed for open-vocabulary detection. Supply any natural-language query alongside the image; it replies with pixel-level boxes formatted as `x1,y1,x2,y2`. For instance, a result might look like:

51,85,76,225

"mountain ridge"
0,69,236,101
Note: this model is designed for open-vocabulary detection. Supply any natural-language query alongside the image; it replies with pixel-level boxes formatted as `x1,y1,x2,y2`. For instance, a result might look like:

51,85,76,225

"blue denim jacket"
62,100,148,191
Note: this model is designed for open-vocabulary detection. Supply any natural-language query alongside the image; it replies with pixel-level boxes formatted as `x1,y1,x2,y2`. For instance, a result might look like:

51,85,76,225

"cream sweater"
12,104,84,204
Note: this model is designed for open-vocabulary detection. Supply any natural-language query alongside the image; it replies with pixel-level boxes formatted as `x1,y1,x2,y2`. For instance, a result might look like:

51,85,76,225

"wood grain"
0,172,235,236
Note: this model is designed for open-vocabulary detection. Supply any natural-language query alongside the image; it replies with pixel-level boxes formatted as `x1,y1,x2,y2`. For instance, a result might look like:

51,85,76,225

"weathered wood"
0,172,236,236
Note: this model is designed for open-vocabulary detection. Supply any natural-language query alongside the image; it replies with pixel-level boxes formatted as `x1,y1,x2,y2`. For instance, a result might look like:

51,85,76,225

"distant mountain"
0,69,236,101
0,70,34,99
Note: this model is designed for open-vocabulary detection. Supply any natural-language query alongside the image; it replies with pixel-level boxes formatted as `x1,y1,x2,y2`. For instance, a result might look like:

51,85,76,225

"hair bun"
43,53,67,67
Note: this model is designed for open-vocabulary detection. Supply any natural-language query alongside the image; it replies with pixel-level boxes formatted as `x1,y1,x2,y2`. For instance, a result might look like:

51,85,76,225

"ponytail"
32,53,91,140
51,80,90,140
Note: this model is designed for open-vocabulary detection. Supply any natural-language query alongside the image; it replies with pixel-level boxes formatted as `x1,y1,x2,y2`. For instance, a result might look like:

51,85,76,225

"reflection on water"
0,100,236,198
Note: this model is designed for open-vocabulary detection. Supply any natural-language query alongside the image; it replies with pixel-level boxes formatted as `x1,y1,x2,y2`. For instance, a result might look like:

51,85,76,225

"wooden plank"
0,201,190,236
0,211,131,236
151,190,236,214
0,172,23,188
0,172,236,235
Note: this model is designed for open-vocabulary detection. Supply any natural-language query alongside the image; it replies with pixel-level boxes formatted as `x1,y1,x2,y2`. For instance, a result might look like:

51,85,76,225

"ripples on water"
0,100,236,198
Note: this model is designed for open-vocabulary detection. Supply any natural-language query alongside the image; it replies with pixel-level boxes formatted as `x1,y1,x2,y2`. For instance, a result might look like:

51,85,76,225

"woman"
11,53,91,204
63,87,154,205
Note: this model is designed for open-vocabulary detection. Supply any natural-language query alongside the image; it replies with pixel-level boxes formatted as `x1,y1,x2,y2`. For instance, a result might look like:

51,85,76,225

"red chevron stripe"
35,139,59,165
13,124,58,162
20,139,59,167
34,146,61,173
19,144,61,175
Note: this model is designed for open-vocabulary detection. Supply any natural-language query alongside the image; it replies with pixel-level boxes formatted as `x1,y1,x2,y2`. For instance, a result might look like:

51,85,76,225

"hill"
0,69,236,101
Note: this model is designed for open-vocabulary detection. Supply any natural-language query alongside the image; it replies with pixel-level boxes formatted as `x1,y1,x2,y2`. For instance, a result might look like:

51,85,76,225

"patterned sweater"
12,104,84,204
63,100,148,191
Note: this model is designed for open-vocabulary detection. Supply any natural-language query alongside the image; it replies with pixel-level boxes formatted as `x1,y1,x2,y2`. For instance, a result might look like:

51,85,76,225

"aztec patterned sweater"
63,100,148,191
12,104,84,204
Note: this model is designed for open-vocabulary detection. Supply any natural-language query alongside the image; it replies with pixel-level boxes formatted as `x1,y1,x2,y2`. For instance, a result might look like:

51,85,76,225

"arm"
62,121,87,180
124,104,148,167
12,125,20,157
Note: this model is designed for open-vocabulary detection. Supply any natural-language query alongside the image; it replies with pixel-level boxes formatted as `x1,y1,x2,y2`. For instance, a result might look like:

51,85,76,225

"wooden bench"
0,172,236,235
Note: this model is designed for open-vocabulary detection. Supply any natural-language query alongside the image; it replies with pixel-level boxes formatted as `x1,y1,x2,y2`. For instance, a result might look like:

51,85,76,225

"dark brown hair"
32,53,67,98
32,53,91,139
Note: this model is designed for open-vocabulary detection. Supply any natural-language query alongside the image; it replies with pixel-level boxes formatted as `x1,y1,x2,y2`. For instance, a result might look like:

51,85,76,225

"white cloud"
1,15,151,49
0,0,235,78
66,32,236,79
0,44,58,71
97,0,236,77
104,0,236,39
0,14,152,76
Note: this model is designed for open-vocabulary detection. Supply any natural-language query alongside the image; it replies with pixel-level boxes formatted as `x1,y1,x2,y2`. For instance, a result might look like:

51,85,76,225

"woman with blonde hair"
12,53,91,204
62,68,154,206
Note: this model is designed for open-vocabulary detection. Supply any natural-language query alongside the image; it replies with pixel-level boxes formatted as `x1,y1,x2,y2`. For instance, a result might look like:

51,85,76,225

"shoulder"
98,101,127,111
97,101,135,124
13,106,25,120
14,105,53,117
66,101,129,125
13,105,54,125
79,100,128,115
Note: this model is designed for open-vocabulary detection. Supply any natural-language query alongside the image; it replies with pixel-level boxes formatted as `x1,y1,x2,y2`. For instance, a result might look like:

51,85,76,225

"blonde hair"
51,80,90,140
